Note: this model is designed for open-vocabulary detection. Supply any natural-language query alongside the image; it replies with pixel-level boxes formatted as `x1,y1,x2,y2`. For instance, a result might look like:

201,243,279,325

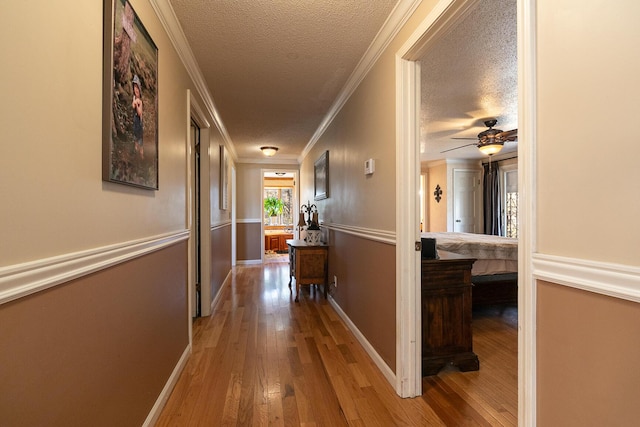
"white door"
453,170,480,232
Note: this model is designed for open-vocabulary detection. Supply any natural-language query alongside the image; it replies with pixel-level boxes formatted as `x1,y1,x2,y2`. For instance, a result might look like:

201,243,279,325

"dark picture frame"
103,0,159,190
314,150,329,200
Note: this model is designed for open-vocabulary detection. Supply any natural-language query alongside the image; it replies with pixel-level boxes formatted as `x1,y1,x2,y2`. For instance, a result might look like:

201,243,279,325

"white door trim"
395,0,482,399
396,1,538,422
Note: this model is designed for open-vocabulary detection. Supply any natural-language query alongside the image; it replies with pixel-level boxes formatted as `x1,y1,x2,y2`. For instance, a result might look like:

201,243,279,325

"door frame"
187,91,212,335
395,2,537,424
260,169,299,263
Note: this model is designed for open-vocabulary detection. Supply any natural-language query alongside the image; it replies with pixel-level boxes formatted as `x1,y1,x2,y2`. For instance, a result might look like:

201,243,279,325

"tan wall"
0,242,188,426
237,222,262,261
0,0,229,422
299,0,441,373
535,0,640,423
328,231,397,369
537,282,640,426
210,225,232,298
426,162,448,232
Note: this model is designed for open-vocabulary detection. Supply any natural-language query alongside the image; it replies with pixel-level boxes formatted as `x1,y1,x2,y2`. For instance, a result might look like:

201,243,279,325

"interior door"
190,119,201,318
453,169,480,233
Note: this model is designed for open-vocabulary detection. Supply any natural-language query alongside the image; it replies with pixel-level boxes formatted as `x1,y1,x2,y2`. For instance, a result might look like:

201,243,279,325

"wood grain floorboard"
156,262,517,426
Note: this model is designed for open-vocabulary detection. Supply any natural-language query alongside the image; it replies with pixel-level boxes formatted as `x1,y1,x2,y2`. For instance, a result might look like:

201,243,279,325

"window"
503,168,518,238
264,187,293,226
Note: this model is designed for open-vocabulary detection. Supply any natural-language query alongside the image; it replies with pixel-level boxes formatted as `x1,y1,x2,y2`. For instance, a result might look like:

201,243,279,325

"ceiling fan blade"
497,129,518,141
440,143,477,153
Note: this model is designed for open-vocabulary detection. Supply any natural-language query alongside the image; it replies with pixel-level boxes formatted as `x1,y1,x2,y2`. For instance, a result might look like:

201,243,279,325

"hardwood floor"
156,262,517,426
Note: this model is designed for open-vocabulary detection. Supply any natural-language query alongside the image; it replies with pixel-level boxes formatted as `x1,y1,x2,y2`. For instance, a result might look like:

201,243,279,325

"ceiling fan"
442,119,517,156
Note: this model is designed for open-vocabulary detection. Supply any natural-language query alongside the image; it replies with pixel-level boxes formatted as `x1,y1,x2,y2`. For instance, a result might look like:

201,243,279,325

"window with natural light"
264,188,293,226
503,169,518,238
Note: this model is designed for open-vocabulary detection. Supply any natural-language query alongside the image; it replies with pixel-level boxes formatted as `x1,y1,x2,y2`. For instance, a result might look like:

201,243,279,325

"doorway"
190,119,202,318
261,170,298,263
395,0,528,408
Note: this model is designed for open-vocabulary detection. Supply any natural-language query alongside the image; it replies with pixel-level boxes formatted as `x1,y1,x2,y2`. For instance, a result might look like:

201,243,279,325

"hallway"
156,262,517,426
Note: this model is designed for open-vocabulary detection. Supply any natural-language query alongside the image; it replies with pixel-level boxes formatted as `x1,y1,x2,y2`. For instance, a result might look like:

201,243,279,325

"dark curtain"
483,162,502,235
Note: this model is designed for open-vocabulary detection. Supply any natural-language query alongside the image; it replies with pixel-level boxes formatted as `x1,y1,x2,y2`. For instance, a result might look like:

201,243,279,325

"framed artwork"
220,145,229,210
314,150,329,200
102,0,159,190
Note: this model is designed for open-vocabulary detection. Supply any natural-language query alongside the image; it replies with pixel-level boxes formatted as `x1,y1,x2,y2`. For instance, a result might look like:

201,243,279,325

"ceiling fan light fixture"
478,142,504,156
260,146,278,157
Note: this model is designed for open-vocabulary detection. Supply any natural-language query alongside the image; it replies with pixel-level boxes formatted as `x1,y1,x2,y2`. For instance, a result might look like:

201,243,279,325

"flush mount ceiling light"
260,146,278,157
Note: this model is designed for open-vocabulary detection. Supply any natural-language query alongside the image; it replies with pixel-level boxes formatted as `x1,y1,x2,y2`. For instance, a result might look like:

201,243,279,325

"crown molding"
149,0,238,162
299,0,423,163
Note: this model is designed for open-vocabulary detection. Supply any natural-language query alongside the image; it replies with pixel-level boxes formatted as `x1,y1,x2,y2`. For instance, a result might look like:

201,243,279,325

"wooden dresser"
286,239,328,302
421,250,479,376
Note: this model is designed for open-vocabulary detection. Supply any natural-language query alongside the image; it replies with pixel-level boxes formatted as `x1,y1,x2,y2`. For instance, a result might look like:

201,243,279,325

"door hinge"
415,241,422,251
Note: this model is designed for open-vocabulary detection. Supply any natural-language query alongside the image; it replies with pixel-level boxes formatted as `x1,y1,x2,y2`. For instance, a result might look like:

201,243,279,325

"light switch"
364,159,375,175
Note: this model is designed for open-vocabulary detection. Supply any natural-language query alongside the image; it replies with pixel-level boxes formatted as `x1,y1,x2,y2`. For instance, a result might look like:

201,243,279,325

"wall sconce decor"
298,200,321,245
434,184,442,203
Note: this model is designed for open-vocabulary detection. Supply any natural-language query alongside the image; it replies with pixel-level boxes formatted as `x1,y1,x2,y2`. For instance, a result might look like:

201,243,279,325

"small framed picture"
314,150,329,200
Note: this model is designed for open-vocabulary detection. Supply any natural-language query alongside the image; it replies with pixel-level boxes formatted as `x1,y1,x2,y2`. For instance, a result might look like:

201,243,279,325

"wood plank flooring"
156,260,517,426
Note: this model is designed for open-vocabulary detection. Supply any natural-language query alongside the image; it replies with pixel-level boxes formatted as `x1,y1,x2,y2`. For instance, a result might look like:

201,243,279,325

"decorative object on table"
103,0,159,190
298,200,322,245
306,221,322,245
314,150,329,200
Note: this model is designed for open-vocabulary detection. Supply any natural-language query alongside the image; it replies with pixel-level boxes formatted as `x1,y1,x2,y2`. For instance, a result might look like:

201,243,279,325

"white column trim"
518,1,538,425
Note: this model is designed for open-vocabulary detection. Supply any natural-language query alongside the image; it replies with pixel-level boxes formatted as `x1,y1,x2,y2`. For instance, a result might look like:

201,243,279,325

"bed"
421,232,518,306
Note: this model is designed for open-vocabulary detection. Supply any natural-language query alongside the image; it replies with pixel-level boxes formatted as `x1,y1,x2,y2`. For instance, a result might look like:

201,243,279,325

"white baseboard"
211,269,232,312
142,344,191,427
236,259,262,265
327,296,397,387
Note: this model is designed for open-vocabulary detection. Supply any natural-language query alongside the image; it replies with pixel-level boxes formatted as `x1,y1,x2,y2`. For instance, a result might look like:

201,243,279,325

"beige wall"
425,162,448,232
0,1,198,265
236,162,298,261
535,0,640,423
299,0,440,374
0,0,230,422
536,0,640,264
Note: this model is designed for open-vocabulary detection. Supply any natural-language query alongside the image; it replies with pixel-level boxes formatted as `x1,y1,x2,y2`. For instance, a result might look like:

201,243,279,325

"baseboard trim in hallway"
144,345,191,427
327,296,396,387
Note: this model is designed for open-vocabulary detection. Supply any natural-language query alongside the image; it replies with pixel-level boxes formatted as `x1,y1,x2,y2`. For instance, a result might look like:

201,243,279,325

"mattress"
421,232,518,275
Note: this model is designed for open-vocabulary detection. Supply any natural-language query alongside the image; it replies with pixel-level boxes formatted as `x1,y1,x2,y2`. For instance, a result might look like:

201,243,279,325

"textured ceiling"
420,0,517,161
170,0,399,161
169,0,516,163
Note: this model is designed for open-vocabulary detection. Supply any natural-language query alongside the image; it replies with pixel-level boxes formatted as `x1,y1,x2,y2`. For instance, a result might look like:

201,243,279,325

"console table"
422,250,479,376
286,239,328,302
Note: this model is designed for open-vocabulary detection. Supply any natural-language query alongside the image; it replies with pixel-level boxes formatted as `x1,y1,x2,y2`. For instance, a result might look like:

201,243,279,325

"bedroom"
417,0,518,381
